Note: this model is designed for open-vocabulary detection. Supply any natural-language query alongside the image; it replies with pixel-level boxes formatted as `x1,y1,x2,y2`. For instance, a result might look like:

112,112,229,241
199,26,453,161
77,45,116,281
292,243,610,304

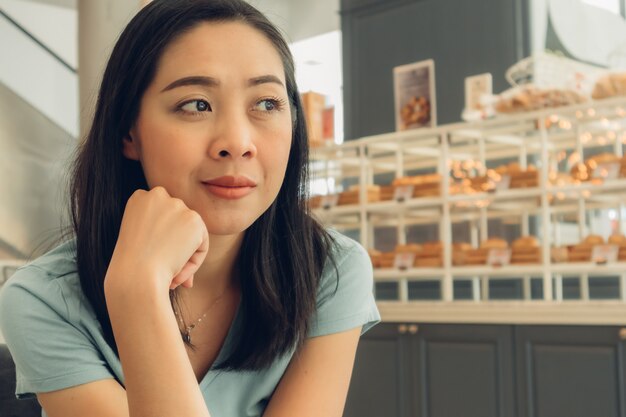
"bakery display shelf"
310,97,626,308
312,177,626,219
547,177,626,197
373,263,626,280
365,196,444,213
449,264,544,277
374,268,445,281
550,261,626,275
447,187,543,203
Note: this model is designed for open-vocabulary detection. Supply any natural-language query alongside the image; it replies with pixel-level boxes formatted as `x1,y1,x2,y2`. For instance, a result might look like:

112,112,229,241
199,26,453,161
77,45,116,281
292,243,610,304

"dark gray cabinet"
346,323,626,417
344,323,412,417
515,325,626,417
412,324,515,417
346,323,515,417
340,0,530,140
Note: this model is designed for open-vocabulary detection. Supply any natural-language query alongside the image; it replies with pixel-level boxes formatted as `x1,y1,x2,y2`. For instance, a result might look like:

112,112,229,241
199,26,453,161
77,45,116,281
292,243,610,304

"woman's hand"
104,186,209,296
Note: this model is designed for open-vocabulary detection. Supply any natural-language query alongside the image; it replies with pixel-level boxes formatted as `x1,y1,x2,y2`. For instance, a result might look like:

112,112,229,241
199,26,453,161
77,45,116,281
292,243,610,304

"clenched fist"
104,186,209,298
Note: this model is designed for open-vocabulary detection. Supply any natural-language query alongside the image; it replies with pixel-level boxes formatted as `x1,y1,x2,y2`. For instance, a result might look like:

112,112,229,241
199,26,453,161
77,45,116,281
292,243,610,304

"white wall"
0,0,77,68
531,0,626,67
248,0,340,43
0,7,78,136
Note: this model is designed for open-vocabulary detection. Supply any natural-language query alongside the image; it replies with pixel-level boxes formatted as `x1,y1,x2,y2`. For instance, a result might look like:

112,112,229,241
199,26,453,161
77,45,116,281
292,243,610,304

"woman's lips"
203,175,257,200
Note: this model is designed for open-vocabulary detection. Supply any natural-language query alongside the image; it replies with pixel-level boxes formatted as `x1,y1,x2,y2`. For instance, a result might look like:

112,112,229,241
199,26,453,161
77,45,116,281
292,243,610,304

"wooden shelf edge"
376,300,626,325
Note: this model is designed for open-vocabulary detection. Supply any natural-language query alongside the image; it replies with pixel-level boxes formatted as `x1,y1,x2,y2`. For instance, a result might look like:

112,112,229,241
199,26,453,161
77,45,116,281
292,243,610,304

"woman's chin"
203,218,254,237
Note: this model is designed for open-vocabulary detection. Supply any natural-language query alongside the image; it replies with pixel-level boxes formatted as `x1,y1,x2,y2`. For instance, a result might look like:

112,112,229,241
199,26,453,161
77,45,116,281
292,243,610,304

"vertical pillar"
78,0,146,138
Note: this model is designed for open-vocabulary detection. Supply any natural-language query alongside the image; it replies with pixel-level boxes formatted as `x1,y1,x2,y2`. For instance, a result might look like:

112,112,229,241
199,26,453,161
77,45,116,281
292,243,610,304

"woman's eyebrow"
160,74,285,93
248,75,284,88
161,76,219,92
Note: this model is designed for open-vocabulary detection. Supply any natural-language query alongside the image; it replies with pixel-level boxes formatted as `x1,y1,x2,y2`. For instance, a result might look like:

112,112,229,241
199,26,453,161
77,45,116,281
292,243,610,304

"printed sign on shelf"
487,248,512,267
394,185,415,202
591,244,619,264
592,162,620,180
494,175,512,192
320,194,339,210
393,59,437,131
394,252,416,270
465,73,493,112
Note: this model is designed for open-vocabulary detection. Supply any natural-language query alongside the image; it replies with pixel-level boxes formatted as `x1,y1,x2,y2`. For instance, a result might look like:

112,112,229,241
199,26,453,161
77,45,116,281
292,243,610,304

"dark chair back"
0,344,41,417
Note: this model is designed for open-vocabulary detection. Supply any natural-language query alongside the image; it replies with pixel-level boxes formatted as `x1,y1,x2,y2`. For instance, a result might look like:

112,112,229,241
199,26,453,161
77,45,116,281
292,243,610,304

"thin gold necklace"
174,289,228,344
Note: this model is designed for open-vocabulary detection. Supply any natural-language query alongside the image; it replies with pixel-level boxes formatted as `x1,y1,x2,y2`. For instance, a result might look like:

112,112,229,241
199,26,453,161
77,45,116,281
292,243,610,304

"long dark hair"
70,0,336,370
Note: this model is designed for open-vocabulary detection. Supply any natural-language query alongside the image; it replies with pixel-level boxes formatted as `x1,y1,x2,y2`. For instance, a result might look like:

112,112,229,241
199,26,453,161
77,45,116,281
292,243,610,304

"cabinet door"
344,323,412,417
515,325,626,417
411,324,516,417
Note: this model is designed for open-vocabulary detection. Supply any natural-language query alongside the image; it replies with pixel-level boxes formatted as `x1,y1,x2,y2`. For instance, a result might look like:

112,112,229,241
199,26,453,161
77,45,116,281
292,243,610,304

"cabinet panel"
412,324,516,417
516,326,626,417
345,323,412,417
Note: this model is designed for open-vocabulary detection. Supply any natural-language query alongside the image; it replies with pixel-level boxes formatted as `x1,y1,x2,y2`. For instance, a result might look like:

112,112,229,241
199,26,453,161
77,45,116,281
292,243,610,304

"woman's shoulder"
319,228,373,291
310,229,379,337
0,239,82,319
325,229,370,271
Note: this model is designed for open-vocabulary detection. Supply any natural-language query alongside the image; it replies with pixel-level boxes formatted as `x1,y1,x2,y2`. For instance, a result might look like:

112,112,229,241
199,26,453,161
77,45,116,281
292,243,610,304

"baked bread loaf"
496,86,587,113
395,243,422,253
571,153,620,181
583,234,605,245
481,238,508,249
551,246,568,263
453,242,473,251
608,234,626,247
592,73,626,99
512,236,539,249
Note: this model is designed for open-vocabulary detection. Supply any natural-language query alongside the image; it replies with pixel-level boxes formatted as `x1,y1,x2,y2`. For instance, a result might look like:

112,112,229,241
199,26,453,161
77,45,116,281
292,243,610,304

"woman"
0,0,380,416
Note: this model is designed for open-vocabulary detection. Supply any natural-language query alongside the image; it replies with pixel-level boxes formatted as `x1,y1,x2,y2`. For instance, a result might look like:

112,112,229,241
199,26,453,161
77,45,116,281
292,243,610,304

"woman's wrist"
104,265,171,313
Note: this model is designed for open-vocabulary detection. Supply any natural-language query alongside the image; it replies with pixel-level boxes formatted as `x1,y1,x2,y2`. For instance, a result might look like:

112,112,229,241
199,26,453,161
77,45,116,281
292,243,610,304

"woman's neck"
182,232,244,300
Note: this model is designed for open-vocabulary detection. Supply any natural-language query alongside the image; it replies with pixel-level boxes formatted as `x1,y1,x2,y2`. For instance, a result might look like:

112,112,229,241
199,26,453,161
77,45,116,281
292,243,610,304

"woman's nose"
208,110,257,160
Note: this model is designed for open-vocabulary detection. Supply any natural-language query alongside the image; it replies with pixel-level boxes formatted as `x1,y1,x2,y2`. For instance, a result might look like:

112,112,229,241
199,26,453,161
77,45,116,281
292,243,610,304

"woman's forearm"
106,273,211,417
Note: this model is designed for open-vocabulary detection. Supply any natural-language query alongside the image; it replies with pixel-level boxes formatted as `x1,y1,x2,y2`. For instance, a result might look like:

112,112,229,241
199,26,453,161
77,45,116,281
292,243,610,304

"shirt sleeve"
307,234,381,338
0,267,115,399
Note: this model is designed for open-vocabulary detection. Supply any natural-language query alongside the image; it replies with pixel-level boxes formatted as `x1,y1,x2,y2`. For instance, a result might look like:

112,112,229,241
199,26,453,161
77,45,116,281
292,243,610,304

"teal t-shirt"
0,230,380,417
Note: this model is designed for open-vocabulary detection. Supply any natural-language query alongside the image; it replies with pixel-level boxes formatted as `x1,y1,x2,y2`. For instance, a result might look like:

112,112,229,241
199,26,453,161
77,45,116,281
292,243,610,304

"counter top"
377,301,626,326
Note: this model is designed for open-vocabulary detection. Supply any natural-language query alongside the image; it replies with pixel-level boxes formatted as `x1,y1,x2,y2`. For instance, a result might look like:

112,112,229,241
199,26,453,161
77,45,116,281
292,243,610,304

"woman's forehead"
152,21,286,88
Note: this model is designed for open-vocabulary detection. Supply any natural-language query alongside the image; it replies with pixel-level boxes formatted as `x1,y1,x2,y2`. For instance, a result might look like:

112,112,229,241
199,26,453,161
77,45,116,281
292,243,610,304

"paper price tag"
394,252,416,270
486,248,511,267
591,244,619,264
494,175,511,192
320,194,339,210
394,185,415,202
592,162,620,180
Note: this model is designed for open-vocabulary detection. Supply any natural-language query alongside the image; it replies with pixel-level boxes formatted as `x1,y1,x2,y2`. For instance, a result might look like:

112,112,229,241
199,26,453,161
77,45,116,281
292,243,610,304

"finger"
181,275,194,289
171,261,198,289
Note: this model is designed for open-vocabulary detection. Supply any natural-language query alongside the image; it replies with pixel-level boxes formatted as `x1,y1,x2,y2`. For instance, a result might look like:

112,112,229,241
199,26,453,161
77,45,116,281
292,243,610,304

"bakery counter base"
377,300,626,325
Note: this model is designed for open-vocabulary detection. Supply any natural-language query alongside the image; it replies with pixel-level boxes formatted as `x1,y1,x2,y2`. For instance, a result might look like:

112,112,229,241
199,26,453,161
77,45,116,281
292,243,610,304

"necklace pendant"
183,332,192,344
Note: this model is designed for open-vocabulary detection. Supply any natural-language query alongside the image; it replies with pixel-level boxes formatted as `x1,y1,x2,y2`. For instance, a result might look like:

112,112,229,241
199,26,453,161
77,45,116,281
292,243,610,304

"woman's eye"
180,100,211,113
254,99,280,112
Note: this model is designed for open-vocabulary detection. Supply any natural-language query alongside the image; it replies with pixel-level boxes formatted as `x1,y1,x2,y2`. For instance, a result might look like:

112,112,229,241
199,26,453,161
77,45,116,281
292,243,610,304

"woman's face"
124,21,293,236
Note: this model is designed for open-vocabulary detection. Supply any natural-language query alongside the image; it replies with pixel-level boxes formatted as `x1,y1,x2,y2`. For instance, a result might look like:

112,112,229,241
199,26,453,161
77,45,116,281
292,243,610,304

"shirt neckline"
198,298,242,389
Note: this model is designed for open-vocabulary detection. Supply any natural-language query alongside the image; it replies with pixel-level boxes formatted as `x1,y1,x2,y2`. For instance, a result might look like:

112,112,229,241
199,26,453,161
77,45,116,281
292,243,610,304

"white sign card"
465,73,493,112
591,244,619,264
394,252,416,270
487,248,512,267
592,162,620,180
394,185,415,202
320,194,339,210
393,59,437,131
494,175,512,192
